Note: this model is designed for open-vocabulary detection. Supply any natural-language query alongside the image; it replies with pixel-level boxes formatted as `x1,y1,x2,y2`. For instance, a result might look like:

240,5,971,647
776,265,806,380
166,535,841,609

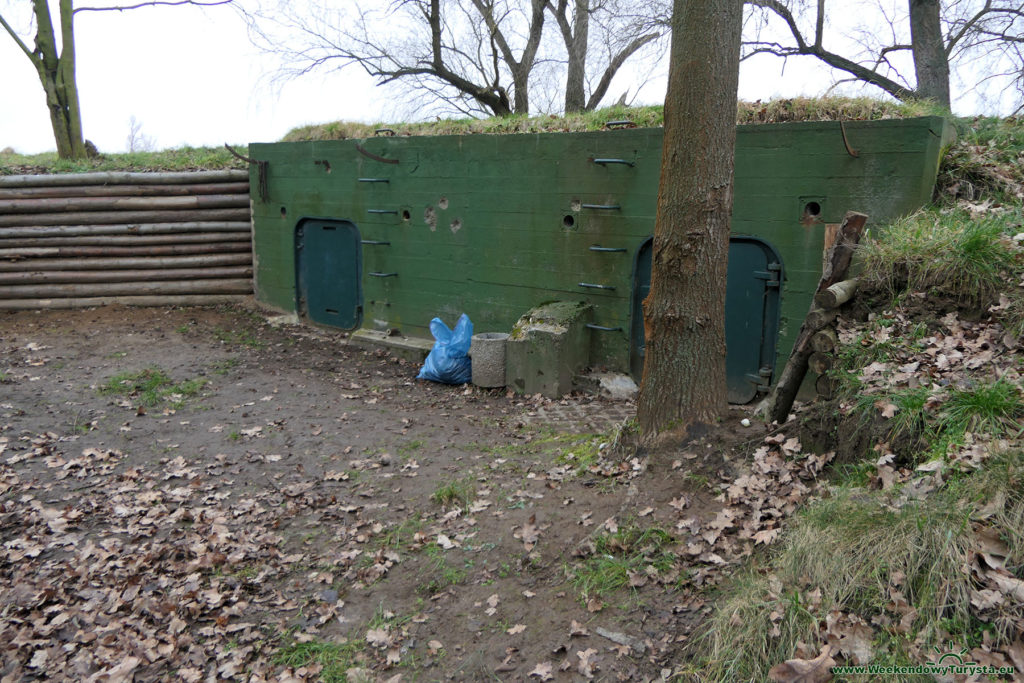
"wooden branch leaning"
764,210,868,423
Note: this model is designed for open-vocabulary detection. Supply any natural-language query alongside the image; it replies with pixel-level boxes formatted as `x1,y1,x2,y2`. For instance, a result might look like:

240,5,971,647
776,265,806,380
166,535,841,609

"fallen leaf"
577,648,598,679
366,628,391,648
768,644,835,683
518,514,540,550
528,662,554,680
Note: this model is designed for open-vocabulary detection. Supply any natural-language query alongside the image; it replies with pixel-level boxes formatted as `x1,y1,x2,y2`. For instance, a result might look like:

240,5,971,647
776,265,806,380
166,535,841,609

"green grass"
940,379,1024,437
569,525,677,601
430,479,475,509
376,515,424,553
273,638,364,683
210,358,241,375
937,117,1024,203
694,449,1024,681
0,145,246,175
282,97,938,142
860,207,1018,308
212,327,264,349
98,367,206,408
419,545,466,594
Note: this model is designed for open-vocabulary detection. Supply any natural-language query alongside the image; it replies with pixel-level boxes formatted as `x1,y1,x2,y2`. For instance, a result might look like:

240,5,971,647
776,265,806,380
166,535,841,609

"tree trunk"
635,0,744,437
563,0,589,112
909,0,950,109
29,0,86,159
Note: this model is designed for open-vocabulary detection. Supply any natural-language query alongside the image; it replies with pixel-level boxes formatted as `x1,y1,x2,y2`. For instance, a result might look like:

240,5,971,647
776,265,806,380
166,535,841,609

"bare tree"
0,0,234,158
744,0,1024,110
245,0,672,117
244,0,550,117
546,0,669,112
126,115,156,152
636,0,744,437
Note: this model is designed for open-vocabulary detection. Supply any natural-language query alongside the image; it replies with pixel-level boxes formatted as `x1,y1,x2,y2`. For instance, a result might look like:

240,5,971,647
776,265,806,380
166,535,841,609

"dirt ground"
0,304,769,682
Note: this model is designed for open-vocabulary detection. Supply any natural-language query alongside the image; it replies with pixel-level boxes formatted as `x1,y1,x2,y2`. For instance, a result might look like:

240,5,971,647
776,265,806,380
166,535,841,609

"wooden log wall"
0,170,252,310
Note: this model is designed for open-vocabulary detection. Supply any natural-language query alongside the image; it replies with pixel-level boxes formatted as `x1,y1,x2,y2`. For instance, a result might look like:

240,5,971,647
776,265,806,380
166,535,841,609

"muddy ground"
0,304,768,682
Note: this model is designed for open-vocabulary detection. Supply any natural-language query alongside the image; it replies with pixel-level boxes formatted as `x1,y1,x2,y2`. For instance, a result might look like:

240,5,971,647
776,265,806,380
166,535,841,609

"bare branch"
73,0,234,14
0,12,38,63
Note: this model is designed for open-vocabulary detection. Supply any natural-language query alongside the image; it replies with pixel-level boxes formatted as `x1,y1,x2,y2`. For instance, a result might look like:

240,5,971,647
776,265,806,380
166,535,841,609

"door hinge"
745,366,773,391
754,262,782,289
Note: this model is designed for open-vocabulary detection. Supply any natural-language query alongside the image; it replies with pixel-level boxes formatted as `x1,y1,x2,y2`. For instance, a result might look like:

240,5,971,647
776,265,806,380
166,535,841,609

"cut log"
808,352,833,375
764,210,868,423
0,170,248,187
0,294,250,310
806,308,838,331
0,266,252,285
0,208,250,228
0,182,249,200
0,278,253,299
0,242,252,258
0,194,249,214
814,278,859,309
0,232,251,248
0,254,251,272
0,222,251,238
816,374,840,400
811,328,839,354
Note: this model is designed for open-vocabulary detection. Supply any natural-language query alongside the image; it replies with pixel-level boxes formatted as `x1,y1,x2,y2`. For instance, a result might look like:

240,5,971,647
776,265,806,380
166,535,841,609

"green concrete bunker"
247,116,950,400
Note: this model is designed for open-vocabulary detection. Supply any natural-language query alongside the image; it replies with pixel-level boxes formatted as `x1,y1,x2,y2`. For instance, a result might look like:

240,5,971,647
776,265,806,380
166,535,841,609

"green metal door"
631,236,783,404
296,219,363,330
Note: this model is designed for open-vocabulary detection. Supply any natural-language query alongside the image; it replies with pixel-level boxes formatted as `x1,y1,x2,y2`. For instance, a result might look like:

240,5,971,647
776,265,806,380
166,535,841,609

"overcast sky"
0,2,1010,155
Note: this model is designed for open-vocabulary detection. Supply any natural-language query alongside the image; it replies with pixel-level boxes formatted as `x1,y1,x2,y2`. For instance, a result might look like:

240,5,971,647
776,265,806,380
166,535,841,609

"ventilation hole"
401,209,411,221
804,201,822,217
280,206,287,217
563,215,575,228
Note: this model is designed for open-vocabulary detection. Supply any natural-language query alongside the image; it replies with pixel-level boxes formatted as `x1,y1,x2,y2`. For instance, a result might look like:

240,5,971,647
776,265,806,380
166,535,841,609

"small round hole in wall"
280,206,287,218
401,209,411,221
563,215,575,228
804,201,822,218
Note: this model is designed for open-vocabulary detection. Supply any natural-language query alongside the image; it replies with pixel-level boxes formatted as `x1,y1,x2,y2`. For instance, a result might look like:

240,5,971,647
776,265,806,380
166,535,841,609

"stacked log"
764,211,867,422
0,170,252,310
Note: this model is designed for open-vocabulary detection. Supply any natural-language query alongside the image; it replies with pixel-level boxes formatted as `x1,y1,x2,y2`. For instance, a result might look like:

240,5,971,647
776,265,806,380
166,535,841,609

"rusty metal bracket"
839,121,859,158
223,143,269,202
356,144,399,165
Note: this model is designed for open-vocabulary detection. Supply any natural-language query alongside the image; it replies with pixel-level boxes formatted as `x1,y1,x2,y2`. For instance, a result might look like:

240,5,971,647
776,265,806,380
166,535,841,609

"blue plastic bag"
417,314,473,384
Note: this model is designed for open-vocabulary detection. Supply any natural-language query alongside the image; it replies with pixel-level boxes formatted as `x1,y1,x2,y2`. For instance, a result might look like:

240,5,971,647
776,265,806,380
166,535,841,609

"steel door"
296,219,363,330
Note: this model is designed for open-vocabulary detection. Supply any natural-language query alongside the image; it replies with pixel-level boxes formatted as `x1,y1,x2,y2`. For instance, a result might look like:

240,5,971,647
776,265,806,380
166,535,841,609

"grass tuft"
941,379,1024,437
860,208,1017,308
430,479,475,509
99,367,206,408
273,638,364,683
569,525,676,600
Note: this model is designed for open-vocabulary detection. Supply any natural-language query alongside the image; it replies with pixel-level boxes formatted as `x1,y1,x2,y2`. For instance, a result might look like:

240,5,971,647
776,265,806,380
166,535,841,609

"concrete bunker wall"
248,116,949,384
